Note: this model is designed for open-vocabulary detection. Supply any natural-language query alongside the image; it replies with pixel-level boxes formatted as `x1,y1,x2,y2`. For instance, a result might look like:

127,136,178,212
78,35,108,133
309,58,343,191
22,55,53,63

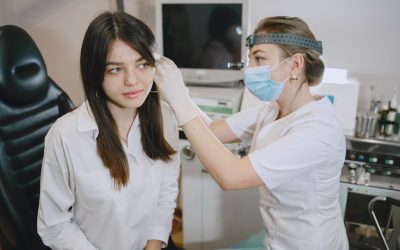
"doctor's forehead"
249,43,281,56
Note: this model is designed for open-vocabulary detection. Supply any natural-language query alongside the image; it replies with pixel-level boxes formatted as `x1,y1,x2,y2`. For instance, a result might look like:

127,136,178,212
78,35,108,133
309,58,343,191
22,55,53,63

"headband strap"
245,33,323,55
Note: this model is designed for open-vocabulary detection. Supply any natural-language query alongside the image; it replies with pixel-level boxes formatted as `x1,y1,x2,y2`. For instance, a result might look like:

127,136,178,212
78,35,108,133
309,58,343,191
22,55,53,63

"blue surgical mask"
244,59,289,101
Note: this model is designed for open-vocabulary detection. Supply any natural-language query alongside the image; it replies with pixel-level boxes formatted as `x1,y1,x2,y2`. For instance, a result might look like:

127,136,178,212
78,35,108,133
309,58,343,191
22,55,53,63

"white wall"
1,0,399,111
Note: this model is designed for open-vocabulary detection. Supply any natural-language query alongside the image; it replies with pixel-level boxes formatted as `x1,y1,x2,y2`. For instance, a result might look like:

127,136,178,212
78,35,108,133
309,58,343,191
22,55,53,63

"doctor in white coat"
154,16,349,250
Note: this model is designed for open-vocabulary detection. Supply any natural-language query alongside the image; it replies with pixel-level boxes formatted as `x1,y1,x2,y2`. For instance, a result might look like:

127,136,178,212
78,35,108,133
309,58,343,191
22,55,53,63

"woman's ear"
291,53,304,76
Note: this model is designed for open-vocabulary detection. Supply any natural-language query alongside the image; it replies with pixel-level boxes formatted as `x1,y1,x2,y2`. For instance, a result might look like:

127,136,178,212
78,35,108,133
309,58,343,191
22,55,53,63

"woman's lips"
123,90,143,98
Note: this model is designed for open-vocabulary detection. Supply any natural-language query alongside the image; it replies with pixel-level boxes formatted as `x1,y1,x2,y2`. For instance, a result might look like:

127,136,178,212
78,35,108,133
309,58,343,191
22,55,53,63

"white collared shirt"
226,97,349,250
37,101,180,250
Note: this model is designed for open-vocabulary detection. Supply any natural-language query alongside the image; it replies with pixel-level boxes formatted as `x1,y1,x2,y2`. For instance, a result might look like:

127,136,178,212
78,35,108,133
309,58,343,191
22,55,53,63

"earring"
290,74,298,81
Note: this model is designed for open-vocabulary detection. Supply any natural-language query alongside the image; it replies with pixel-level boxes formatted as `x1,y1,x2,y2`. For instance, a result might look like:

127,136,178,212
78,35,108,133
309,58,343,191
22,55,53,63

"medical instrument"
245,33,323,55
340,136,400,249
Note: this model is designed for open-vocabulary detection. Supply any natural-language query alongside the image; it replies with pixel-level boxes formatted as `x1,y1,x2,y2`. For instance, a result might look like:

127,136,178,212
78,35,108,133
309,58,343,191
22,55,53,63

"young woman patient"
37,11,179,250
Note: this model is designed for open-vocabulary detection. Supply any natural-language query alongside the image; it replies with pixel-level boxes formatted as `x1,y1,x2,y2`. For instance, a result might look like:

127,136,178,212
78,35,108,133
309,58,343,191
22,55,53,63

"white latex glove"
154,55,199,126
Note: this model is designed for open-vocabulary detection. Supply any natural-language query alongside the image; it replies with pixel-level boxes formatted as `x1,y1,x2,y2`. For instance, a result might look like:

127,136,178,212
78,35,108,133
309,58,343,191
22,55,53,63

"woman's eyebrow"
135,56,145,62
106,61,123,65
251,50,266,56
106,57,146,65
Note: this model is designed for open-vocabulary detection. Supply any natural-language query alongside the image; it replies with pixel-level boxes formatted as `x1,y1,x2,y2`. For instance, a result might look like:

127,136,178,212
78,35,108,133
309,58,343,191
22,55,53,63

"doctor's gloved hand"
154,55,199,126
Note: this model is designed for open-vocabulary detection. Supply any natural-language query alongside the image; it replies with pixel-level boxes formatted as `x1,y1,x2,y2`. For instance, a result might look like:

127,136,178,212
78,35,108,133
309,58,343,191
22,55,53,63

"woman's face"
102,39,154,111
247,43,292,83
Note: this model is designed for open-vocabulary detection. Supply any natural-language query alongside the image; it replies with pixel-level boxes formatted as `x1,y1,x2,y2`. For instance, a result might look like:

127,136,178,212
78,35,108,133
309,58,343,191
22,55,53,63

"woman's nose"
124,69,138,86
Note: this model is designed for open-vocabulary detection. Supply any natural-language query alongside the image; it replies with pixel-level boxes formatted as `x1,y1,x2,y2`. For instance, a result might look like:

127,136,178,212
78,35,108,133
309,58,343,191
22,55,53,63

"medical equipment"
178,85,257,250
245,33,323,55
179,139,263,250
368,196,400,250
188,85,244,119
243,60,289,101
344,135,400,179
155,0,250,86
339,136,400,249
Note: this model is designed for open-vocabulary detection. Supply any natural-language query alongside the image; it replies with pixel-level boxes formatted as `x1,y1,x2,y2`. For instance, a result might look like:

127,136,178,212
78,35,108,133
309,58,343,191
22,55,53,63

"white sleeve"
225,104,265,144
147,103,180,246
249,121,342,190
37,123,98,250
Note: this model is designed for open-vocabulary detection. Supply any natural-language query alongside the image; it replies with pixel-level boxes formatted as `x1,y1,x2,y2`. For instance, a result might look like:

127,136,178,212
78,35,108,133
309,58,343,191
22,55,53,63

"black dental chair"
0,25,74,250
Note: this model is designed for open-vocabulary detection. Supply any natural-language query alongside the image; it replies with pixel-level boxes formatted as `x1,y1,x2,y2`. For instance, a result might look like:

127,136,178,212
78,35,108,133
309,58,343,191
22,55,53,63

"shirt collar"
77,101,99,139
281,95,331,119
77,101,141,141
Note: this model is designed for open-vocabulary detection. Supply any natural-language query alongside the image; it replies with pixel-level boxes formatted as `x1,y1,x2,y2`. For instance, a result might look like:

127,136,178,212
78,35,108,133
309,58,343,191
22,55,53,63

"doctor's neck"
276,81,316,119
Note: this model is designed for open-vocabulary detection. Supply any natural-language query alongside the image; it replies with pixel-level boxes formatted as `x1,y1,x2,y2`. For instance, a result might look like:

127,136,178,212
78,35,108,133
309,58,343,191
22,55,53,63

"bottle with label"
378,103,388,137
394,105,400,138
385,95,397,138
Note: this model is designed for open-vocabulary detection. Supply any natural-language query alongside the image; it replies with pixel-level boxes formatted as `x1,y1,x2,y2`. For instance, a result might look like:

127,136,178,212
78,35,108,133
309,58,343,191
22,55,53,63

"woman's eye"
137,63,149,70
108,67,122,73
255,56,265,63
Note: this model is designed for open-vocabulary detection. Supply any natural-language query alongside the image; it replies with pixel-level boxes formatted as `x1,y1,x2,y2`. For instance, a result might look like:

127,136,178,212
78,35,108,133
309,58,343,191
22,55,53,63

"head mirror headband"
245,33,323,55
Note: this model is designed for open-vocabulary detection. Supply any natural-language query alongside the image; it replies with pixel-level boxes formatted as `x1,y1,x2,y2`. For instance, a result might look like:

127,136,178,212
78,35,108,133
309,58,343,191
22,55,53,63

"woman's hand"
154,55,198,126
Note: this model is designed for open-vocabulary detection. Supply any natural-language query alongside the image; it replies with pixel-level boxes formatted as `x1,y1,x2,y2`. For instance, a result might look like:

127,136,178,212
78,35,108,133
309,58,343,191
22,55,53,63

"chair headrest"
0,25,49,106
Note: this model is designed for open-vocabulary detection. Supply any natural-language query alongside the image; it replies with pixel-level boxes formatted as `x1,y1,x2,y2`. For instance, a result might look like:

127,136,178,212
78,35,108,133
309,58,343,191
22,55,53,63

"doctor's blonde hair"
254,16,324,86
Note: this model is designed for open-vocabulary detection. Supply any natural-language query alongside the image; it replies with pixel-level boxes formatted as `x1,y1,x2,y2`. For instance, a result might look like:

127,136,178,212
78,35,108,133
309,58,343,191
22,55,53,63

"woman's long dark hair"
80,11,176,189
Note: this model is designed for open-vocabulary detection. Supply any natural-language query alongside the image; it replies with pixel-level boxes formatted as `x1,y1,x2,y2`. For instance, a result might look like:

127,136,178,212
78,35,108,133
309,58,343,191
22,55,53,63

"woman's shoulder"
290,97,341,128
46,104,84,139
290,100,345,150
313,98,344,131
